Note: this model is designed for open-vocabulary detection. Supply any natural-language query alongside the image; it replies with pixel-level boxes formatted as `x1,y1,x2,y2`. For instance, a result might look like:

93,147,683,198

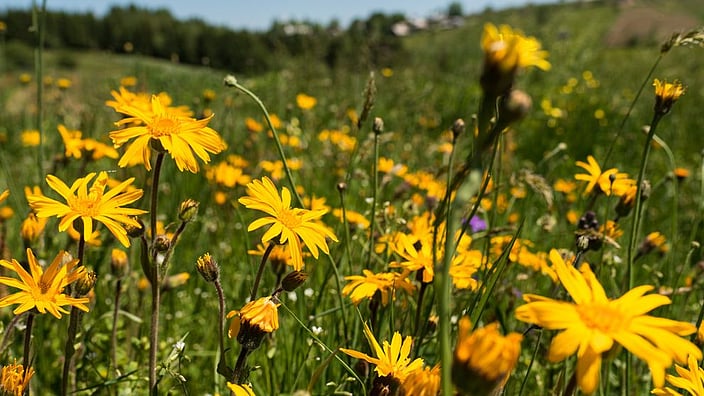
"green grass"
0,0,703,394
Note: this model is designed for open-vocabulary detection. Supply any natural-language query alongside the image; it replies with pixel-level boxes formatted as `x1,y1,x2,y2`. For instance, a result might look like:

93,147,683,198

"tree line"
0,4,409,74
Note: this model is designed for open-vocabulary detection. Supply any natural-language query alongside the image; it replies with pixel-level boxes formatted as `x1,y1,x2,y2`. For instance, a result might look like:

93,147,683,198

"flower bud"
196,253,220,283
154,234,171,252
281,270,308,292
178,199,200,222
372,117,384,135
124,216,145,238
74,270,97,297
111,248,128,276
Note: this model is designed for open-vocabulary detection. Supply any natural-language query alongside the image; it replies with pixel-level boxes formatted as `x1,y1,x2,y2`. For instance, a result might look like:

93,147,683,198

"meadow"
0,1,704,395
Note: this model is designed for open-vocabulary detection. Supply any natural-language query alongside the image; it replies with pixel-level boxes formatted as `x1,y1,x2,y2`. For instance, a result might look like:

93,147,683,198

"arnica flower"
20,129,40,147
296,93,317,110
228,296,280,350
1,360,35,396
452,317,523,395
340,322,424,386
238,177,338,271
636,231,669,259
515,249,701,394
652,354,704,396
653,79,685,115
109,95,227,173
402,364,440,396
575,155,635,196
226,382,256,396
0,249,89,319
342,269,415,306
27,171,146,247
480,23,550,95
20,212,47,245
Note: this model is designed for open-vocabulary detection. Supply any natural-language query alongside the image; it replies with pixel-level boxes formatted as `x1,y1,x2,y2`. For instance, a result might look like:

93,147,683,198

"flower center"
278,209,301,229
577,303,627,333
148,116,179,137
71,198,100,217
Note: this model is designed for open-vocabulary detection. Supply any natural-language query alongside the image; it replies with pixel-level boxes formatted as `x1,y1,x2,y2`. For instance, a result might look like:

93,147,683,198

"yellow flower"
228,296,280,350
202,88,216,102
56,78,72,89
332,208,370,230
296,93,317,110
120,76,137,87
1,360,34,396
575,155,634,196
342,269,414,306
480,23,550,95
0,249,89,319
453,317,523,395
652,354,704,396
245,117,264,133
390,234,436,283
402,364,440,396
82,138,119,160
205,161,251,188
636,231,670,258
653,79,685,115
27,171,146,247
515,249,701,394
340,322,424,382
20,129,40,147
19,73,31,84
226,382,256,396
58,124,85,159
109,95,226,173
238,177,338,271
20,212,47,245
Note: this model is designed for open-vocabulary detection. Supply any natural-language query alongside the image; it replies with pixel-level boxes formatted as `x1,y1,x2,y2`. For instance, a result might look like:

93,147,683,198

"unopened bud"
337,182,347,192
372,117,384,135
451,119,465,141
178,199,200,222
281,271,308,292
196,253,220,283
111,248,128,276
497,89,532,127
125,216,145,238
74,270,97,296
154,234,171,252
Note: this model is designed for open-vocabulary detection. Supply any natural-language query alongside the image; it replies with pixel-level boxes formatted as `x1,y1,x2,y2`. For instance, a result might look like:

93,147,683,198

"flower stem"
225,78,303,208
22,312,34,370
148,151,165,395
61,234,86,396
250,242,275,301
365,128,380,269
111,277,122,375
32,0,47,184
626,113,662,290
232,347,252,384
214,279,229,379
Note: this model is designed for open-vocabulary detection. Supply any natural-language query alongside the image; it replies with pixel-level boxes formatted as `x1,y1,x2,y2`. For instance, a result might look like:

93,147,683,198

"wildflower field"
1,1,704,395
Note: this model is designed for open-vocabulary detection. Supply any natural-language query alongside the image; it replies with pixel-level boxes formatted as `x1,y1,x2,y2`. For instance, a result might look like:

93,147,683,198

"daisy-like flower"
453,317,523,395
0,249,89,319
515,249,702,394
653,79,685,115
574,155,635,196
0,189,12,221
652,354,704,396
27,171,146,247
342,269,415,306
402,364,440,396
480,22,550,95
109,95,226,173
296,93,317,110
340,322,424,383
238,177,338,271
390,234,436,283
227,296,280,350
1,360,35,396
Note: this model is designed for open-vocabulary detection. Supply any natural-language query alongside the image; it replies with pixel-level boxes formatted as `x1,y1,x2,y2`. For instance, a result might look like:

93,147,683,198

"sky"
1,0,559,31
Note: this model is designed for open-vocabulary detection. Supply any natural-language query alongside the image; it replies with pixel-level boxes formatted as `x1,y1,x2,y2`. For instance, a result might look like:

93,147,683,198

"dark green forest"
0,4,418,74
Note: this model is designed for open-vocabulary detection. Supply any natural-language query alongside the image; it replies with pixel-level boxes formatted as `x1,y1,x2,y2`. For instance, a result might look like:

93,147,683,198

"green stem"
33,0,47,184
519,328,543,396
626,113,662,289
148,151,165,396
226,78,302,208
365,130,380,269
61,235,86,396
111,278,122,375
337,185,354,274
22,312,34,370
214,279,230,379
250,241,275,301
232,347,252,384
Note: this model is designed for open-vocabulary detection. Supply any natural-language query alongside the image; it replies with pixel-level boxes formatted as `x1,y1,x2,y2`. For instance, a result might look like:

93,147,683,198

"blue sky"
1,0,558,31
